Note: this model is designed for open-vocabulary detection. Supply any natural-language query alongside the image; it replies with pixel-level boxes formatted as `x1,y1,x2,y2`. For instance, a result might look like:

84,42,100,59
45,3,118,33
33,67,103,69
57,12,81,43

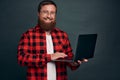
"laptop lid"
74,34,97,61
52,34,97,62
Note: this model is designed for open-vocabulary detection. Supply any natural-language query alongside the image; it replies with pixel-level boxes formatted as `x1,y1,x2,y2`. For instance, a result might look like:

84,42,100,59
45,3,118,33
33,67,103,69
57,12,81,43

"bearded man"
17,0,87,80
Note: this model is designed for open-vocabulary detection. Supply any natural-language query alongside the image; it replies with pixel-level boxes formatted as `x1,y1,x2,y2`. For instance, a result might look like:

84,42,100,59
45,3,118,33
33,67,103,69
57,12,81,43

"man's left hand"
70,59,88,66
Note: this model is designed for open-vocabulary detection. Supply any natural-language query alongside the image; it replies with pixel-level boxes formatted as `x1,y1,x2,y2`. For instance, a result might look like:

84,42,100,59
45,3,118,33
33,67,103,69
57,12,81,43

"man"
17,0,88,80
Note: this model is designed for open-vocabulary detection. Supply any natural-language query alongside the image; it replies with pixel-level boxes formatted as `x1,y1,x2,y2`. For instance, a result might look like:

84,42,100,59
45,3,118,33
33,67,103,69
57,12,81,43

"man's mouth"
44,17,53,21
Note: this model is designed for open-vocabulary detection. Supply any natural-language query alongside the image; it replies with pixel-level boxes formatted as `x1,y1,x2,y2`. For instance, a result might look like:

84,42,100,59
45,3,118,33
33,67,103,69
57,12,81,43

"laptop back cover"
74,34,97,61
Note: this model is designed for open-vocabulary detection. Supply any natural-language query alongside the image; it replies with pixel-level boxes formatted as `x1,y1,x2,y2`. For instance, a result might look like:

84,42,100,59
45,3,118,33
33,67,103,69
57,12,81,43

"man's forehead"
41,4,56,10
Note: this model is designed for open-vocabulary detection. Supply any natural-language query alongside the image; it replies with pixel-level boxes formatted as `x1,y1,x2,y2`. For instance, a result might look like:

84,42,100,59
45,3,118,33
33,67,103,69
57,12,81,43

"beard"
38,17,56,31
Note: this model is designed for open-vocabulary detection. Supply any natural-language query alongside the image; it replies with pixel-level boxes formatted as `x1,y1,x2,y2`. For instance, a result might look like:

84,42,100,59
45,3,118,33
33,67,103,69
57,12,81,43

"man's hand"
70,59,88,66
51,52,68,60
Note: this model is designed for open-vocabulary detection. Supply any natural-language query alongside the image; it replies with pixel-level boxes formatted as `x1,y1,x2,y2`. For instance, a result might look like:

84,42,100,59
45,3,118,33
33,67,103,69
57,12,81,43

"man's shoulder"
21,26,36,36
54,27,68,37
55,27,67,34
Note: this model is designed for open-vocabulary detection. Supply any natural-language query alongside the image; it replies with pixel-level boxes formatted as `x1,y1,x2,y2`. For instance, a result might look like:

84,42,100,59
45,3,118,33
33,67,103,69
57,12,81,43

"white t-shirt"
46,32,56,80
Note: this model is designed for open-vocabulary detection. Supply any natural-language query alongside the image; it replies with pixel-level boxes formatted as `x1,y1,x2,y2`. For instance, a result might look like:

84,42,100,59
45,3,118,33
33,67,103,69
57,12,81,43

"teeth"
44,18,52,20
45,19,49,20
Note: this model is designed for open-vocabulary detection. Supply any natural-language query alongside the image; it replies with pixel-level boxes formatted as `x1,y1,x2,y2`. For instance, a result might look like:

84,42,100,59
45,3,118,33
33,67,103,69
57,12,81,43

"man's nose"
47,13,52,18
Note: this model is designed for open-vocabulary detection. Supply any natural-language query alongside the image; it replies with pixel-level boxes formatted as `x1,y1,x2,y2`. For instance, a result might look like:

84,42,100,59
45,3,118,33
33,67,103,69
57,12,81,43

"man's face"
38,4,56,31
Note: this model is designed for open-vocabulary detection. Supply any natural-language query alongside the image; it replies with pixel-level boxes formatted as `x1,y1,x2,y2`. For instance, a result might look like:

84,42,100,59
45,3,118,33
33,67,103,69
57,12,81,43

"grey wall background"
0,0,120,80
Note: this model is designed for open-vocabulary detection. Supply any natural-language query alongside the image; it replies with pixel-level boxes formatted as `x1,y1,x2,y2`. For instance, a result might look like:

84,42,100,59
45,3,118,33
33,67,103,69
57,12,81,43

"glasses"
40,10,56,16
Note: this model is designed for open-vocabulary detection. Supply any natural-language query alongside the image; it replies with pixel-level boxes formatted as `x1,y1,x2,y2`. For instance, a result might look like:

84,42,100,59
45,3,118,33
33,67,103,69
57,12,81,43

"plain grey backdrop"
0,0,120,80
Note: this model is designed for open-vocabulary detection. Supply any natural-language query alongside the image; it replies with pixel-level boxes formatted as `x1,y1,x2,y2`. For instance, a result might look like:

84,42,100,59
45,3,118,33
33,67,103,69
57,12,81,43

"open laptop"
52,34,97,62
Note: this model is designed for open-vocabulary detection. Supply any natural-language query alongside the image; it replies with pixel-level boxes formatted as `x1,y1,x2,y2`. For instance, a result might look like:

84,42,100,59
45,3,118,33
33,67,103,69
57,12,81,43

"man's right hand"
51,52,68,60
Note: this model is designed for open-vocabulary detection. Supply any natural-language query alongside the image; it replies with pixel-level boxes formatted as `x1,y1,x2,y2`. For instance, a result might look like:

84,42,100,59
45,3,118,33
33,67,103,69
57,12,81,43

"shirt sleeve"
64,33,80,70
63,33,73,59
17,33,51,68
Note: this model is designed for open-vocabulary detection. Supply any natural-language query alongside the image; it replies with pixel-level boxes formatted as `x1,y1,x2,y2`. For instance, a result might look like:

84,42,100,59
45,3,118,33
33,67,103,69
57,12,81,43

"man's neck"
46,31,51,35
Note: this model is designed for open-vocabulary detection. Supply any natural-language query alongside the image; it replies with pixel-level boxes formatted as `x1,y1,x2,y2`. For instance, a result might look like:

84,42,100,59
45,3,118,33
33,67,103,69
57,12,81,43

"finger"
56,53,67,58
71,62,78,66
59,53,68,57
74,62,78,64
83,59,88,62
60,54,67,58
77,60,82,64
72,62,81,66
55,52,66,56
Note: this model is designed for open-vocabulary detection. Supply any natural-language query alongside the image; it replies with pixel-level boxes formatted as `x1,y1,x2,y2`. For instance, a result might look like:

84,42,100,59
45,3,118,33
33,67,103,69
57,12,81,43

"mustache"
43,17,53,20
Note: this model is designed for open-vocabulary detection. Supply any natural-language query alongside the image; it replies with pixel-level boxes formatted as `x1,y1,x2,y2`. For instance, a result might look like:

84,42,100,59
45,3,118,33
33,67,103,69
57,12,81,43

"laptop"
52,34,97,62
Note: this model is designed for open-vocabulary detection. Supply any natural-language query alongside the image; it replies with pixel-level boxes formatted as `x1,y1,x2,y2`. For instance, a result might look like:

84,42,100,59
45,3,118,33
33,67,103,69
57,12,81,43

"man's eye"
51,12,55,15
43,11,48,13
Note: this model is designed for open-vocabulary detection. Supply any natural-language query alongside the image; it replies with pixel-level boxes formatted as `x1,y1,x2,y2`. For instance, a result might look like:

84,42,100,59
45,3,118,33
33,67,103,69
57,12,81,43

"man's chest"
28,32,67,53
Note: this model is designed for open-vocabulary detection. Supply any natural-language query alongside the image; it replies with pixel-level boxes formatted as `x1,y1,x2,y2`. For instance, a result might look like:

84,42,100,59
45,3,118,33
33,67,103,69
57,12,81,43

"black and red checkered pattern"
17,25,79,80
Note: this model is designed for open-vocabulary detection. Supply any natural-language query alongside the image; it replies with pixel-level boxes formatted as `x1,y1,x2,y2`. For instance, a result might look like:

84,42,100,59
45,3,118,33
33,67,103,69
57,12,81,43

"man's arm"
67,59,88,70
63,33,88,70
17,33,51,67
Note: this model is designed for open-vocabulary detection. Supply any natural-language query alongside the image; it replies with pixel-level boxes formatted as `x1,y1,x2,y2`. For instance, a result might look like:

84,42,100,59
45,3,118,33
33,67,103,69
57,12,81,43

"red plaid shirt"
17,25,79,80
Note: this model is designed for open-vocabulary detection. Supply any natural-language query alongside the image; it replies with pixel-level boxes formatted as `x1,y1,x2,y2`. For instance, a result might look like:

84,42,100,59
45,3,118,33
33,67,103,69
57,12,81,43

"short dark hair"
38,0,57,13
